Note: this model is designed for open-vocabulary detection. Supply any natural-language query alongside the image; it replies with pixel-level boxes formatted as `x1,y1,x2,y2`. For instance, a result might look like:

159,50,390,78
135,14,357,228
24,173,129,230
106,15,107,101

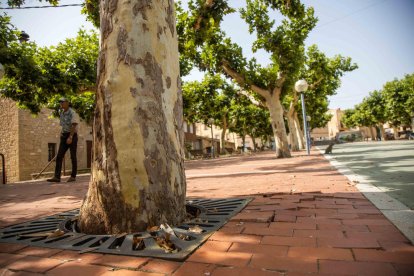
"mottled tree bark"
222,64,291,158
267,92,291,158
293,111,305,149
286,110,300,151
78,0,186,234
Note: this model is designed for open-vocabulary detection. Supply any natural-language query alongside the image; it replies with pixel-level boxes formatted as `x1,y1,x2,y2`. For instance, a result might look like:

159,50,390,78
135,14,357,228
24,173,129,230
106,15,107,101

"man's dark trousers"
54,133,78,179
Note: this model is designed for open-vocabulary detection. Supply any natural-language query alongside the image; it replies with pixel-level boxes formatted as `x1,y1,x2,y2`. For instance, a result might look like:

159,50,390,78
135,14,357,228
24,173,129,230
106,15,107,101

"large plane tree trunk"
267,92,291,158
78,0,186,235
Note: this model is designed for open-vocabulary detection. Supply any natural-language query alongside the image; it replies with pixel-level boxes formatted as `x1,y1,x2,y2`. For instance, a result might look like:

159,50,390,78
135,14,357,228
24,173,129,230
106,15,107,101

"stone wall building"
311,108,346,140
0,98,92,183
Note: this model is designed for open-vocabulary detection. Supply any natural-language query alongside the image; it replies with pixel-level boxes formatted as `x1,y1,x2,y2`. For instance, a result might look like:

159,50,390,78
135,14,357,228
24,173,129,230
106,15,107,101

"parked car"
408,131,414,140
384,132,395,140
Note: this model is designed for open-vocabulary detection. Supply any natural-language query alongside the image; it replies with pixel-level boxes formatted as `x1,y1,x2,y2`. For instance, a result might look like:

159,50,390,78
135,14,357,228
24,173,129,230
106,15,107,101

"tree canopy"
341,73,414,129
0,13,98,120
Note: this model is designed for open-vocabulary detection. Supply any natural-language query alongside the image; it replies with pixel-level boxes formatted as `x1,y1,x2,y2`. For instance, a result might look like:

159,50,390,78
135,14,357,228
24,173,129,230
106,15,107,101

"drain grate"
0,198,251,261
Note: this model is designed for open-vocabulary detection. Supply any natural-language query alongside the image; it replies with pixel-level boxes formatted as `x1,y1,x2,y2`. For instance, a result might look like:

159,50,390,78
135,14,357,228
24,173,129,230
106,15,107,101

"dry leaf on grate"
188,225,203,234
132,236,144,250
155,233,177,253
47,229,66,238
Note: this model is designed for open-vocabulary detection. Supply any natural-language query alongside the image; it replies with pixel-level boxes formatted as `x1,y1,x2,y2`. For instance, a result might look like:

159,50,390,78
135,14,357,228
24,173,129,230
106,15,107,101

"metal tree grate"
0,198,251,261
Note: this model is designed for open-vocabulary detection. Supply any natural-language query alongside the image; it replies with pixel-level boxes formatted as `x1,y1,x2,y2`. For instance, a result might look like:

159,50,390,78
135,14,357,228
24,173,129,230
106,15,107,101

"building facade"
0,98,92,182
310,108,346,140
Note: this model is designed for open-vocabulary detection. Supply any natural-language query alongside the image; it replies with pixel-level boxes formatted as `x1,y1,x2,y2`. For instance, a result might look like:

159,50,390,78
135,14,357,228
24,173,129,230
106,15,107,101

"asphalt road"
319,140,414,209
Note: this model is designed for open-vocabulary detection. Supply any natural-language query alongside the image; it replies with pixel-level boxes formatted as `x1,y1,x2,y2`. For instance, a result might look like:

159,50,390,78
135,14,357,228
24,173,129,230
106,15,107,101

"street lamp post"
306,115,312,152
295,79,310,155
208,118,214,158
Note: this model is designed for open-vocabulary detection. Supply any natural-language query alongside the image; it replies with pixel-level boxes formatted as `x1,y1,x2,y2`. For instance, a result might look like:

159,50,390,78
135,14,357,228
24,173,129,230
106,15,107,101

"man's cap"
59,97,69,102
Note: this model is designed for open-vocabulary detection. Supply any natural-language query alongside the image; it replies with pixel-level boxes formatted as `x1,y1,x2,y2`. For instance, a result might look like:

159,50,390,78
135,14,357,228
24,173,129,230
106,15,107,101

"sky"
2,0,414,110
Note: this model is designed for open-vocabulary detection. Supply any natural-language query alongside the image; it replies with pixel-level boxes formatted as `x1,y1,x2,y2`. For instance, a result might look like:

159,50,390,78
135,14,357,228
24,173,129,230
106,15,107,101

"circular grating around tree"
0,198,251,261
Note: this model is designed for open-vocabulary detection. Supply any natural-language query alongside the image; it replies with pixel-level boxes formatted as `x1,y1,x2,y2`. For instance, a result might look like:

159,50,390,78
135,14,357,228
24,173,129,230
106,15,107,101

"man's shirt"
60,108,79,133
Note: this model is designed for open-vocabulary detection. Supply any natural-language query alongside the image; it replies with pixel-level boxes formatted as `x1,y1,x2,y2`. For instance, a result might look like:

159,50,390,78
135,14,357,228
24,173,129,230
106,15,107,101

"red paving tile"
269,221,317,230
261,236,317,247
1,151,413,276
173,262,216,276
49,250,103,263
231,211,274,222
16,246,63,258
46,261,109,275
229,242,288,257
90,255,149,269
6,256,64,273
317,236,381,249
242,225,293,236
393,263,414,276
353,248,414,264
249,254,318,273
0,253,26,267
293,229,345,238
273,214,297,222
287,247,353,261
208,232,261,244
102,270,164,276
212,266,279,276
187,250,252,267
319,260,399,276
195,240,232,253
0,268,42,276
0,243,28,254
346,230,408,242
342,218,392,226
140,259,181,274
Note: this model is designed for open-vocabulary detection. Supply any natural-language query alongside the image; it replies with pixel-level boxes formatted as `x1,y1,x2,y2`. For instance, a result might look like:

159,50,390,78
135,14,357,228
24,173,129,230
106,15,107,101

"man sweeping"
47,97,79,183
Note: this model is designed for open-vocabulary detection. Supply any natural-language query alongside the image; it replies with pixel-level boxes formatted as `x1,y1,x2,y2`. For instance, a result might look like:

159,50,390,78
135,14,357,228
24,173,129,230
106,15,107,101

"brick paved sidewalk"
0,151,413,275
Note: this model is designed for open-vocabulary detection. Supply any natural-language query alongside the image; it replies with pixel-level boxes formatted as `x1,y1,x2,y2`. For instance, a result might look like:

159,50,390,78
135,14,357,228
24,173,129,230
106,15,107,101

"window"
183,121,188,133
189,124,194,134
204,124,208,130
48,143,56,161
194,140,202,150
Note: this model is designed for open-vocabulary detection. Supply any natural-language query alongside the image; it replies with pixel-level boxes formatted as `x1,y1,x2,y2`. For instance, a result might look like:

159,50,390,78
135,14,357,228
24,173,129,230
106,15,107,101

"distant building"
310,108,346,140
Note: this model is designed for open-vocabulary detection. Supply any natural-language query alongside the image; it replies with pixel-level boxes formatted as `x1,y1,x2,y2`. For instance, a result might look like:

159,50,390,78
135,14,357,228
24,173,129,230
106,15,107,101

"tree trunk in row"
267,92,291,158
79,0,186,235
293,111,305,150
220,115,228,154
379,124,386,141
252,136,257,151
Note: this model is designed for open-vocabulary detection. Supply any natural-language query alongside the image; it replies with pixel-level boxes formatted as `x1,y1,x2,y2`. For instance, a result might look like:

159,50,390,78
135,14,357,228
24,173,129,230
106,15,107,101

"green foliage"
292,45,357,129
183,73,236,127
343,73,414,128
229,94,271,141
82,0,100,28
6,0,58,7
240,0,317,76
382,74,414,126
341,109,357,128
0,17,98,119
